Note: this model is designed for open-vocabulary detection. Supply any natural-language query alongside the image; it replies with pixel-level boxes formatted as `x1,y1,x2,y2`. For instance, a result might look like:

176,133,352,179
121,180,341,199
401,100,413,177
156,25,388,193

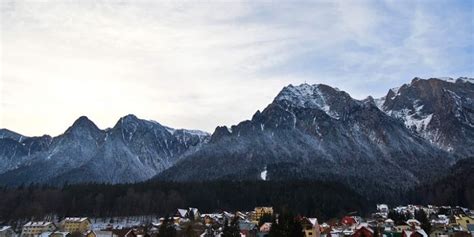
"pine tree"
259,213,274,227
415,210,431,234
222,216,240,237
183,222,198,237
158,215,177,237
268,211,303,237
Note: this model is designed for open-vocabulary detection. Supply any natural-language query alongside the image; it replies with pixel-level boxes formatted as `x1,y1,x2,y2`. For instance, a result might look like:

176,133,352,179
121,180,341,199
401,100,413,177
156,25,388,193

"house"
38,231,70,237
432,215,450,228
188,208,201,220
158,217,180,225
201,214,223,225
252,207,273,223
455,216,473,231
352,224,374,237
377,204,389,217
22,222,56,237
175,208,201,221
0,226,16,237
239,221,257,237
394,225,411,233
377,205,389,213
343,227,355,236
83,230,96,237
301,218,320,237
402,229,428,237
111,229,135,237
60,218,91,234
50,232,70,237
202,215,214,225
341,217,358,226
430,228,449,237
406,220,421,228
93,230,118,237
236,212,249,221
467,224,474,237
320,225,332,237
383,228,402,237
259,223,272,233
443,225,471,237
385,219,395,227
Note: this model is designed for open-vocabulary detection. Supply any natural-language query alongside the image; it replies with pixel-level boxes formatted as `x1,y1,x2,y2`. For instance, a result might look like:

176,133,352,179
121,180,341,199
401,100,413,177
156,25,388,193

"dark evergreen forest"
1,157,472,224
0,180,368,222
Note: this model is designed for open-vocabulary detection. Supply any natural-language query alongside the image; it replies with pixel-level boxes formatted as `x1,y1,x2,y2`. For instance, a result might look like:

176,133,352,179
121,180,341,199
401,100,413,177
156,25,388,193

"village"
0,205,473,237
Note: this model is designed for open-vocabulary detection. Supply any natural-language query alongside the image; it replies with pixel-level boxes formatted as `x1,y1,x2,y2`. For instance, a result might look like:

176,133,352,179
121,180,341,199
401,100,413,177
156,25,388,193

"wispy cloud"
1,0,473,135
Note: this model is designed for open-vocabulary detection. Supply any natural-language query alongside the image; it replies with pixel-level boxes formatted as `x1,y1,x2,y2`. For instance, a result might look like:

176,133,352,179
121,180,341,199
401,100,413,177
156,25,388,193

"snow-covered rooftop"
63,217,89,222
24,221,53,227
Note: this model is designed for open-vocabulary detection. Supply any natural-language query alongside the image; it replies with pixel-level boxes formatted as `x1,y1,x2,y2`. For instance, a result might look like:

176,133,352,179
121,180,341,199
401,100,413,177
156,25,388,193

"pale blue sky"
1,0,473,136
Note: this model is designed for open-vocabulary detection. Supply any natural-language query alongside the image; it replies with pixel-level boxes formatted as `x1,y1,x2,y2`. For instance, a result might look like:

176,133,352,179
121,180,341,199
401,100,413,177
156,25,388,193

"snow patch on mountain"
260,166,267,181
377,77,474,156
386,99,433,133
436,77,474,83
374,97,385,111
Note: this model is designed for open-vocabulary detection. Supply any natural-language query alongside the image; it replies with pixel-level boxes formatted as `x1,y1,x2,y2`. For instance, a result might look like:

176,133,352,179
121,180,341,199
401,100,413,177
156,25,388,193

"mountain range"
0,115,209,185
0,77,472,198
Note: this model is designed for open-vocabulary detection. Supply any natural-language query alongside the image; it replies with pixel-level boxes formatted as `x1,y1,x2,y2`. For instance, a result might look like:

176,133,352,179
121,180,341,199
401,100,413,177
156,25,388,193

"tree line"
0,180,369,223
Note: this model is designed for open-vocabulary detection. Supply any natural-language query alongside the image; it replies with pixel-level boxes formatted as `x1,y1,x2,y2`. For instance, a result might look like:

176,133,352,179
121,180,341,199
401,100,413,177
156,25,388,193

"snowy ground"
90,216,159,230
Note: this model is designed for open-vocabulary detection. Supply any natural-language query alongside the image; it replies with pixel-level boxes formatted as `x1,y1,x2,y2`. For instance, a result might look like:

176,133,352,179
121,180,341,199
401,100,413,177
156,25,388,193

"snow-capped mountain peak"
377,77,474,156
275,83,329,108
274,83,346,119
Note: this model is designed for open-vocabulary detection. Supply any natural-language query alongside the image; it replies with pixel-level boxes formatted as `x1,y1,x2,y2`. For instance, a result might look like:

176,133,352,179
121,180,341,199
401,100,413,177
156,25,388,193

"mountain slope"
410,158,474,208
376,77,474,157
0,115,209,186
0,128,52,174
157,83,454,198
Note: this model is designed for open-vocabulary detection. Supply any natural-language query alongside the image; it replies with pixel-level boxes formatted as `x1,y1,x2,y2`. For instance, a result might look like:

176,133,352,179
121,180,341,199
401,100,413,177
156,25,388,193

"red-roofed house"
352,225,374,237
402,229,428,237
342,217,357,226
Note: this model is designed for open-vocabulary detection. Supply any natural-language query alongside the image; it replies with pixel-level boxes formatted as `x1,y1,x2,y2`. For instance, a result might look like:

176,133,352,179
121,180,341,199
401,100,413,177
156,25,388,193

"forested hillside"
409,158,474,208
0,180,369,223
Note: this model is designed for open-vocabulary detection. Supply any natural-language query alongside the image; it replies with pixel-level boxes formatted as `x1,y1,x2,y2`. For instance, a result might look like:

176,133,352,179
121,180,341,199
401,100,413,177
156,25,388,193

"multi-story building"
21,222,56,237
60,218,91,234
0,226,16,237
251,207,273,223
454,215,473,231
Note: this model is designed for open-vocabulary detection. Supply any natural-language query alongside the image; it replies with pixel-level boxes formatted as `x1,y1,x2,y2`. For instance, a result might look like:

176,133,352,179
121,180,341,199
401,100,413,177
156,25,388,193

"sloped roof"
63,217,89,223
356,223,374,233
403,229,428,237
177,209,188,217
24,222,54,227
309,218,318,227
0,226,12,232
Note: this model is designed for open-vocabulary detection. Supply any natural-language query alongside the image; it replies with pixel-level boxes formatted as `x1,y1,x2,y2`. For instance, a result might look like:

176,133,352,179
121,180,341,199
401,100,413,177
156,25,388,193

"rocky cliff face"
376,77,474,157
0,115,209,186
0,129,52,174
